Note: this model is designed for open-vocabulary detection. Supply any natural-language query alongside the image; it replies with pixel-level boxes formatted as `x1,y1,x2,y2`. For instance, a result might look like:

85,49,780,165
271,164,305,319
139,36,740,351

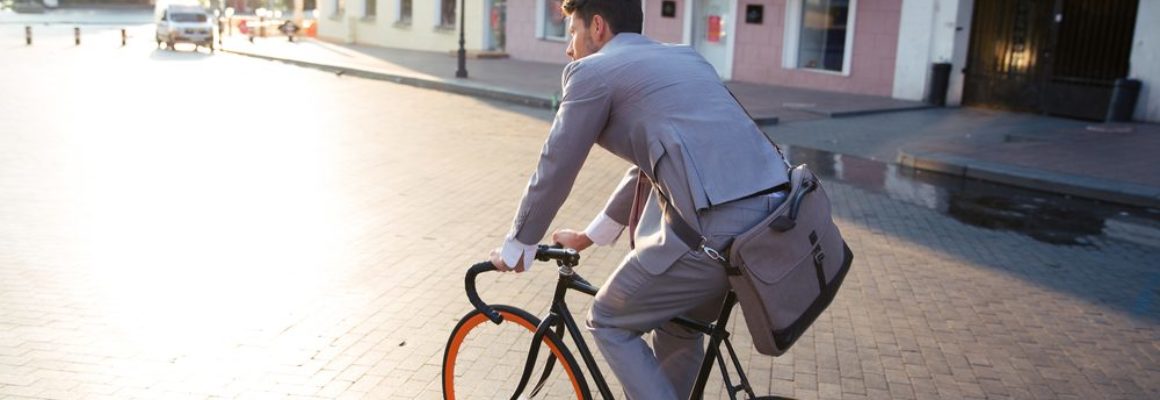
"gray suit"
507,33,789,399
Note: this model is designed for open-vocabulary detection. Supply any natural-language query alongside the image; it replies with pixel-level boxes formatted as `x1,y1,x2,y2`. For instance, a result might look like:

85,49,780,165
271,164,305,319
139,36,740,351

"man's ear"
590,14,608,39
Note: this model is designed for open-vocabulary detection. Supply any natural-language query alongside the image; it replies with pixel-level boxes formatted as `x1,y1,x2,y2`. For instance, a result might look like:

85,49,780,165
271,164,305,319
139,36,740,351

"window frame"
535,0,569,42
782,0,858,76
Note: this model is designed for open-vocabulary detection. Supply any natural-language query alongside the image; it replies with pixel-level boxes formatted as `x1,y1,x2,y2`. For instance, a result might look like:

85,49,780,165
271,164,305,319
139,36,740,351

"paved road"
1,31,1158,399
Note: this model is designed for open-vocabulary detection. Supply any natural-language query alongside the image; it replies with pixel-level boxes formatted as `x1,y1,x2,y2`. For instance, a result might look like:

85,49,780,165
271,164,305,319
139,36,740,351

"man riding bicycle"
489,1,790,398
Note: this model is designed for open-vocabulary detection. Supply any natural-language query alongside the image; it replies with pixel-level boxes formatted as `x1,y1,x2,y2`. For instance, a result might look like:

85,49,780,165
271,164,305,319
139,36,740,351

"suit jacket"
508,33,789,274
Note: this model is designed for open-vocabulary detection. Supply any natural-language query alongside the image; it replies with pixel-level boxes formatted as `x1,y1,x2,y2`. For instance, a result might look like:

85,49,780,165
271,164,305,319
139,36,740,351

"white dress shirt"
499,212,624,271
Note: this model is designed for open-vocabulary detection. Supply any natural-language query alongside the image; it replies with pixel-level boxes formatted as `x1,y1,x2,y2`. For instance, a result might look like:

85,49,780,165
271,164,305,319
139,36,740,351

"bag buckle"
702,245,727,263
701,244,741,275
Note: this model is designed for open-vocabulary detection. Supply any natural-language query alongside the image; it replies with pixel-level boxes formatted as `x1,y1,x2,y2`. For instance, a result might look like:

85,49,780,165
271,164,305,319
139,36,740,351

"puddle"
782,145,1160,248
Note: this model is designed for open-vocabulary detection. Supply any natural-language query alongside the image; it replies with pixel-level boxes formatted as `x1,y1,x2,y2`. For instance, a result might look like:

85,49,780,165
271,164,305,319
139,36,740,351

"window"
171,13,208,23
797,0,850,72
439,0,456,28
335,0,345,16
538,0,567,40
365,0,376,17
398,0,412,24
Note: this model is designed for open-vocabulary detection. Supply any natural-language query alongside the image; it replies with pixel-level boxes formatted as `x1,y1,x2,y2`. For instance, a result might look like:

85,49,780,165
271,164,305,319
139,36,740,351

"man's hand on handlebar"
551,229,593,252
489,248,526,273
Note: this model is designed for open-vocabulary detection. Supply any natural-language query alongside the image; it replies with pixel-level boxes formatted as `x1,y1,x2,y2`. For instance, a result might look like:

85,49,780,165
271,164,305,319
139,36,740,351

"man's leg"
589,191,782,399
587,251,729,400
652,293,726,399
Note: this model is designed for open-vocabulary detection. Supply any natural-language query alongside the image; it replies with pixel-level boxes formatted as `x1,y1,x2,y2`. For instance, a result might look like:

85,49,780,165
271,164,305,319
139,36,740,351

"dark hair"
562,0,643,35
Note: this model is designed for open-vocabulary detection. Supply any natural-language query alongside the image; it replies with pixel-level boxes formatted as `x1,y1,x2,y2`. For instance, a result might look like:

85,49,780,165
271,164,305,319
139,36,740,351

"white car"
156,4,215,52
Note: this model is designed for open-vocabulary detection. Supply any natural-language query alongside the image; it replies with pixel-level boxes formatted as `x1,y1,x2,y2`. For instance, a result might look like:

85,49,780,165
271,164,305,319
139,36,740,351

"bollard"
228,17,233,36
74,27,80,46
121,28,127,47
1106,79,1142,122
928,63,952,106
25,26,31,46
259,16,266,37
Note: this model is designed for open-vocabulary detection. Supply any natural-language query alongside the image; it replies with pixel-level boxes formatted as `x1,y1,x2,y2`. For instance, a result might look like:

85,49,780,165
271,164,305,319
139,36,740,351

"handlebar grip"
465,261,503,324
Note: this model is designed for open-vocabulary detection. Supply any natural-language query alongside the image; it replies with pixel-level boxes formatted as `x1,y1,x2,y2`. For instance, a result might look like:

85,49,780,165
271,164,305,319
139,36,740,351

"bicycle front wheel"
442,305,590,400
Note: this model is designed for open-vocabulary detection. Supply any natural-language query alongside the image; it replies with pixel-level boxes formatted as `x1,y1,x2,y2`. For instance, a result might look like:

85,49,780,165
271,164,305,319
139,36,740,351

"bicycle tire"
442,305,590,400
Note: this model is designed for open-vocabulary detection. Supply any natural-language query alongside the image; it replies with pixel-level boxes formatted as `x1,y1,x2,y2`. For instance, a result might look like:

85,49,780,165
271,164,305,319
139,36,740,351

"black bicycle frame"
465,248,762,400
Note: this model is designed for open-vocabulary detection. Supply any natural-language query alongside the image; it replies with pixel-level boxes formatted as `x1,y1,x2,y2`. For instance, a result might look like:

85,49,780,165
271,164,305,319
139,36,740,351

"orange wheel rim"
444,311,584,400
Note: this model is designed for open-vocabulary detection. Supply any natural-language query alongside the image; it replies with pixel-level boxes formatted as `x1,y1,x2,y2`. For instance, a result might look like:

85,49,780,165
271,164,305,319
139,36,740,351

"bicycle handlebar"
465,244,582,325
465,261,502,323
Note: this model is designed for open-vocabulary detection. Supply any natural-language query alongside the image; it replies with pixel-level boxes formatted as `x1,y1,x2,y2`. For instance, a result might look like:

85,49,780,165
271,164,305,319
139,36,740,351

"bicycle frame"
465,247,763,400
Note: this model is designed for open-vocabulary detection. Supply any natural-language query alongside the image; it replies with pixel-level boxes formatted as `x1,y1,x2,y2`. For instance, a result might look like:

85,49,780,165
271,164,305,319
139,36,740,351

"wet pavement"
782,146,1160,250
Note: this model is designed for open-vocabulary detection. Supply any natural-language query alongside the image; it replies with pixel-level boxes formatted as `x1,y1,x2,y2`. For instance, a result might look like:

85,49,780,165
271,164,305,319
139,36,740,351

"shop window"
538,0,567,40
784,0,856,74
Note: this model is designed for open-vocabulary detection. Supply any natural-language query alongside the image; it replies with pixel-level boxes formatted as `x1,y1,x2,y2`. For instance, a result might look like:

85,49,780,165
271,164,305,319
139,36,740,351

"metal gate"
962,0,1138,121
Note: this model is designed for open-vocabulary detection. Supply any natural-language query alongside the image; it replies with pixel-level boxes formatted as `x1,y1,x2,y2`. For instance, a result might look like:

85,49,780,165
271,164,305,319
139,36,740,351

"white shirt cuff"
584,212,625,246
500,236,538,271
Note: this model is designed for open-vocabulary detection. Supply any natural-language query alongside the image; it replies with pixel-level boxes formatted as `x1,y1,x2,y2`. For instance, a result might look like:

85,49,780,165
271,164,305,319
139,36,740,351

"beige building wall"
316,0,488,52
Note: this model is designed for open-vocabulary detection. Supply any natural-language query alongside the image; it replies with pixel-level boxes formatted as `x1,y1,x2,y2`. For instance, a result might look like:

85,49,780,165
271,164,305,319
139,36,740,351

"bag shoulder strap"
655,189,742,275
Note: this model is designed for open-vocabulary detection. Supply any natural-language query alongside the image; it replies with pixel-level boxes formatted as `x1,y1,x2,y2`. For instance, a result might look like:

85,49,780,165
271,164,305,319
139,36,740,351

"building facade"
315,0,499,53
507,0,1159,122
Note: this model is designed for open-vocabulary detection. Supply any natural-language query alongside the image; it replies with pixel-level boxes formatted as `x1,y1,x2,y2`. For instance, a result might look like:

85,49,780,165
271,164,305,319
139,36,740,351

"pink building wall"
504,1,900,97
643,0,685,44
506,0,687,63
505,0,570,64
733,0,901,96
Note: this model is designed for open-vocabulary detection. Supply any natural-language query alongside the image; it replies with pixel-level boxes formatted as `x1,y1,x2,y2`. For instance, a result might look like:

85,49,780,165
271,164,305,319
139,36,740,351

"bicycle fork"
510,313,564,399
511,273,613,400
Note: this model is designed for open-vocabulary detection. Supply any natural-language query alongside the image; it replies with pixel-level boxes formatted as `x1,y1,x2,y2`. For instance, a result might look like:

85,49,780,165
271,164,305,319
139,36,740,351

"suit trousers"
587,191,786,400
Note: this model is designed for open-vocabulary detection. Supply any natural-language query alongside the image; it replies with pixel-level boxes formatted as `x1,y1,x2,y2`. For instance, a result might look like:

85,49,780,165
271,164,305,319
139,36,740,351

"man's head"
561,0,643,61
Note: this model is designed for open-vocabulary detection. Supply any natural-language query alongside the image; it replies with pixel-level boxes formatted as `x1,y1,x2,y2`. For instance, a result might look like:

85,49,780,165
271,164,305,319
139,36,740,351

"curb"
220,47,557,109
221,46,800,122
752,116,779,125
897,149,1160,209
825,104,934,118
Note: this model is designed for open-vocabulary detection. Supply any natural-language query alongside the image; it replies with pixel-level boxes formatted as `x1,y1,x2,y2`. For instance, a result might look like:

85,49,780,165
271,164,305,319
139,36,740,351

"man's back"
573,34,788,220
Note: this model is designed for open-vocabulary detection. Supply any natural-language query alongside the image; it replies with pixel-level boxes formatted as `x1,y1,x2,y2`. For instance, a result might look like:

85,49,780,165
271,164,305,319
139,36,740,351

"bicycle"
442,245,791,399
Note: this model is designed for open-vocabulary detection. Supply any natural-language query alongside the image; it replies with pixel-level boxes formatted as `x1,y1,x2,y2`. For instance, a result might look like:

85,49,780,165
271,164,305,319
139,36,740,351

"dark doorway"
963,0,1138,121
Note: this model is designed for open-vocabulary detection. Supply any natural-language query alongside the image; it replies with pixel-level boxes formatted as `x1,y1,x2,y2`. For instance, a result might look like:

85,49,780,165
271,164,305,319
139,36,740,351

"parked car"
155,4,214,52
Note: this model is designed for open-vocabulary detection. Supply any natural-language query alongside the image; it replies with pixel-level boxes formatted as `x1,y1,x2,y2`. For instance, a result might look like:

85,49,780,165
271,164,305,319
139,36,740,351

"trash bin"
928,62,952,107
1105,78,1141,123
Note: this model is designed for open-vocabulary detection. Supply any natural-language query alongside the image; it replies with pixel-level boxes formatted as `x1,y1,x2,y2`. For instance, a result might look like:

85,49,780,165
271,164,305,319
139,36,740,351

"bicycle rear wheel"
442,305,590,400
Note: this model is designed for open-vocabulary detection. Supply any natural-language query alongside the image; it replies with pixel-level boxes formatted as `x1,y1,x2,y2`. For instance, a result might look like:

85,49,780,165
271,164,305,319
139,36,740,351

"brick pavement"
1,39,1159,399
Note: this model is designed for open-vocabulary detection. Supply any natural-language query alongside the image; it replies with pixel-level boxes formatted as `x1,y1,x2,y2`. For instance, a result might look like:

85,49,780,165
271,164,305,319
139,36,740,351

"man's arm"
496,61,612,270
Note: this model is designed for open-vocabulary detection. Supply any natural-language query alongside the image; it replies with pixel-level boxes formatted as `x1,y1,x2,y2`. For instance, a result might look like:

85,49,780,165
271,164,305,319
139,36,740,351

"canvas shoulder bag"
660,163,854,356
724,164,854,355
655,87,854,356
